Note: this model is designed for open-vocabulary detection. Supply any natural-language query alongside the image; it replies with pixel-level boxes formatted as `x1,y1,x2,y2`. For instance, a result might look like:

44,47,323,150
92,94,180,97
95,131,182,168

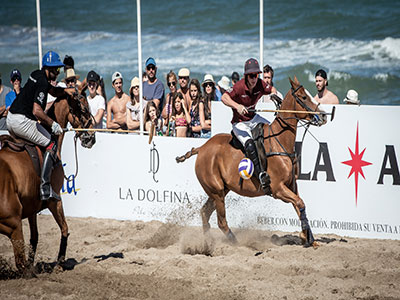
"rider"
6,50,75,201
221,58,272,194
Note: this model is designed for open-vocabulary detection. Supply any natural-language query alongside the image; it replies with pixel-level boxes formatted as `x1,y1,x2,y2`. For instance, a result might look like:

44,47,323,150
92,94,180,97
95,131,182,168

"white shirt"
88,94,106,129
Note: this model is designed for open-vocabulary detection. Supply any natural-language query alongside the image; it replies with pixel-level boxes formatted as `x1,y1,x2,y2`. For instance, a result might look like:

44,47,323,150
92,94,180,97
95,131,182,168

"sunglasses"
66,78,76,84
147,65,155,71
168,81,176,87
11,77,21,82
88,81,97,87
179,77,188,80
248,73,258,79
204,83,213,88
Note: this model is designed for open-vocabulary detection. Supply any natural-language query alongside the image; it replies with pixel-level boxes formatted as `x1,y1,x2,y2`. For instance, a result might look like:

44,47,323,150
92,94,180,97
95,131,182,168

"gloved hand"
51,121,63,135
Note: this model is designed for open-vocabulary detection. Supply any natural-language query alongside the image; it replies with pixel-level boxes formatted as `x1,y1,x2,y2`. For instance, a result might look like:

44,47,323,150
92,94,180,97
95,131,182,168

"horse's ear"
294,75,299,84
289,77,295,89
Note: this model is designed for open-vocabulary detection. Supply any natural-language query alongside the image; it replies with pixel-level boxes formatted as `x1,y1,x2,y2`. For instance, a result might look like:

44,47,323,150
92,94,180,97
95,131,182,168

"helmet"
42,51,65,68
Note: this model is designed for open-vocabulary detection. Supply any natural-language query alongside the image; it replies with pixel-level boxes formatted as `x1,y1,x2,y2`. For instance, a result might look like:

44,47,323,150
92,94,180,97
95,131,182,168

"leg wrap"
57,234,69,261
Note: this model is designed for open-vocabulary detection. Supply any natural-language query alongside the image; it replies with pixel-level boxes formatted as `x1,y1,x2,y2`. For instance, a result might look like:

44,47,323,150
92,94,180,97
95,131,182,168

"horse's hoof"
226,230,238,245
311,241,320,249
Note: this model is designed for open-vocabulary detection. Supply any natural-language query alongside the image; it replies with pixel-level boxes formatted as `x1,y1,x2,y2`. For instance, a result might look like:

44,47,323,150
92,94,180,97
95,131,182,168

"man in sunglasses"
143,57,165,110
221,58,273,194
7,50,76,201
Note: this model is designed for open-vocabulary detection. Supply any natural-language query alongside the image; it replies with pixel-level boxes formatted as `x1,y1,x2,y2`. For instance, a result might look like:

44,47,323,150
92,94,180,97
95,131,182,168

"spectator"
5,69,22,110
343,89,360,105
177,68,191,109
202,74,218,102
217,75,231,98
86,71,105,129
143,57,165,109
61,68,79,88
260,64,283,103
170,92,191,138
200,74,215,138
161,70,177,135
188,78,202,138
231,71,240,85
63,55,82,86
0,72,12,130
107,71,129,130
314,69,339,104
144,101,162,136
126,76,141,130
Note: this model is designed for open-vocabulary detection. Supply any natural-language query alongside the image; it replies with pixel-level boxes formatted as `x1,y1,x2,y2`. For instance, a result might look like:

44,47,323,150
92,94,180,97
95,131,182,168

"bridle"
290,85,322,126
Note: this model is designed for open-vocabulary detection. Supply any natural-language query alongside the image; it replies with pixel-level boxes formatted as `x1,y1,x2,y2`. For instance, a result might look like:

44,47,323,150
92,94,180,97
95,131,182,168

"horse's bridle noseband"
291,85,322,126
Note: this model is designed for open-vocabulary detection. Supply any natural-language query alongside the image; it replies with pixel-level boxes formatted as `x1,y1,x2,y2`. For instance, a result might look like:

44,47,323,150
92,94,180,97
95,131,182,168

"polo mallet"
248,106,336,121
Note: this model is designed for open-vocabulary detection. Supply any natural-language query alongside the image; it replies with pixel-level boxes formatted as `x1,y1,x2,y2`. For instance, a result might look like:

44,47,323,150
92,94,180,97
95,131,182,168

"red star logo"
341,122,372,206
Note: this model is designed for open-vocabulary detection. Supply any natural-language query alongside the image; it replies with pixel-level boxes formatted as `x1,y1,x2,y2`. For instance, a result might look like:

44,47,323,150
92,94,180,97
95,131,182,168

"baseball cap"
112,71,123,83
244,58,261,75
10,69,22,81
178,68,190,77
87,70,100,82
231,72,240,81
145,57,156,67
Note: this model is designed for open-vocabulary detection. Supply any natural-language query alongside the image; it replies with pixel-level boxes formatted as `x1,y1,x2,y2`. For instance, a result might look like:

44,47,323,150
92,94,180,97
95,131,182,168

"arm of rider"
221,93,248,116
32,102,63,135
48,86,76,98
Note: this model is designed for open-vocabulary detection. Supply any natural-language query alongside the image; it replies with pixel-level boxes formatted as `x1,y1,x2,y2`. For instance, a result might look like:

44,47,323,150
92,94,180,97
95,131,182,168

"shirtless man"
106,71,129,130
177,68,191,109
314,69,339,104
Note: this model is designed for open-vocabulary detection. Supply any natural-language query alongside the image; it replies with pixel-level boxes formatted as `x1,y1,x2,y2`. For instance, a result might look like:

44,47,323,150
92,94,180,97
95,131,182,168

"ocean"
1,0,399,105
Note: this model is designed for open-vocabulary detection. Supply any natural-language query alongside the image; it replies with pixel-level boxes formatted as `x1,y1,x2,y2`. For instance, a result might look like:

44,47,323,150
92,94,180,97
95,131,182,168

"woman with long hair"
144,101,162,136
170,92,191,137
126,77,141,130
200,74,214,138
188,78,202,138
161,70,177,135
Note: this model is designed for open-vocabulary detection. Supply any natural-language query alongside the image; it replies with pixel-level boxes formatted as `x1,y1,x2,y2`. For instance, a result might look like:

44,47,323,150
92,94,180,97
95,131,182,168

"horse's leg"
200,197,215,233
214,192,237,244
274,184,316,247
27,214,38,266
9,219,27,273
47,200,69,264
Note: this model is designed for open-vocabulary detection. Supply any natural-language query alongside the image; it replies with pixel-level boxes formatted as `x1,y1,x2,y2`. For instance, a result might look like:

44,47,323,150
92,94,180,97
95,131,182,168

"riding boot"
245,139,271,194
40,142,61,201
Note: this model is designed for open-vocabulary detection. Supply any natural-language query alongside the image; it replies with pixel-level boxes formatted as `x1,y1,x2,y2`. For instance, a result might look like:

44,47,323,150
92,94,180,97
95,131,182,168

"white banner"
2,102,399,240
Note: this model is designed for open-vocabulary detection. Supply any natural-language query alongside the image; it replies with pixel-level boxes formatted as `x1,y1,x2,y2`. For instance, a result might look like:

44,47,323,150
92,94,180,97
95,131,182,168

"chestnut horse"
177,77,327,247
0,92,95,275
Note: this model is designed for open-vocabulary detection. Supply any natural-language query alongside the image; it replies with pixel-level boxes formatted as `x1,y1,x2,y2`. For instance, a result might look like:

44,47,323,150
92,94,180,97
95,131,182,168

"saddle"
0,134,43,177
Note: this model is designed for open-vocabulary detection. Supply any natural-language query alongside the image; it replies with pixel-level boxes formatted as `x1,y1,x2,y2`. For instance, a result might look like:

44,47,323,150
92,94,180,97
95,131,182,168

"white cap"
178,68,190,77
343,89,360,105
218,76,230,90
202,74,215,86
112,71,123,83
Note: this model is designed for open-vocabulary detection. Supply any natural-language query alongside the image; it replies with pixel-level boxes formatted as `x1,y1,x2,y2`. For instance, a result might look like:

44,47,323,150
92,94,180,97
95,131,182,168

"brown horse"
177,77,327,247
0,91,95,275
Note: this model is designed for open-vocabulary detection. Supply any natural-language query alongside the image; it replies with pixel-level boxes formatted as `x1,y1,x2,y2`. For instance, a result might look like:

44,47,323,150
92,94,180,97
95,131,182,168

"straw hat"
202,74,215,86
129,76,140,93
62,68,80,82
218,76,230,90
178,68,190,77
343,89,360,105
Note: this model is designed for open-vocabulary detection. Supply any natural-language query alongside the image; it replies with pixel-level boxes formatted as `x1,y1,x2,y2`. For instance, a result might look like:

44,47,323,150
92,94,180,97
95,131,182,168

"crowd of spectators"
0,55,357,137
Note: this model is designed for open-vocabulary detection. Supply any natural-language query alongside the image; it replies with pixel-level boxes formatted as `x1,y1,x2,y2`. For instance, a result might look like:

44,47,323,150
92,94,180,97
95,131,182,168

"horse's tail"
176,147,199,163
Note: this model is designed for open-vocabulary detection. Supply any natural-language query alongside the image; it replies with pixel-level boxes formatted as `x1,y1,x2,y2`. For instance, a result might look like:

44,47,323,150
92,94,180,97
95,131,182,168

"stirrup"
40,185,61,201
259,172,271,194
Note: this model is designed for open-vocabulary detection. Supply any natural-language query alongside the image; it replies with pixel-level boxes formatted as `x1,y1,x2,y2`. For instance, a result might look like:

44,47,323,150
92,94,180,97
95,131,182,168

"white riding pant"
232,114,270,146
7,112,51,147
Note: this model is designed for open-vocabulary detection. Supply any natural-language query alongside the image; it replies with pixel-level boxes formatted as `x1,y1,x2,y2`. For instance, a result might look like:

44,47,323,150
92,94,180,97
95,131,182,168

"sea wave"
0,25,399,79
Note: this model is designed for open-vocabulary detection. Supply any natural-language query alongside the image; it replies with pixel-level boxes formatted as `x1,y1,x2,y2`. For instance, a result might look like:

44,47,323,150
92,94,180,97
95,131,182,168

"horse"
176,77,327,248
0,90,96,276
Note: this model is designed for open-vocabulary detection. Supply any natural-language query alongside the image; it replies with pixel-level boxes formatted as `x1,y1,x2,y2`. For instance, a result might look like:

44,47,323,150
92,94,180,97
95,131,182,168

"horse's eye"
302,96,307,100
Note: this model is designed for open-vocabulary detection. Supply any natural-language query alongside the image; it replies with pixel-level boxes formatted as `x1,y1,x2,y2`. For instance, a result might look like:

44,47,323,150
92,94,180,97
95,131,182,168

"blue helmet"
42,51,65,68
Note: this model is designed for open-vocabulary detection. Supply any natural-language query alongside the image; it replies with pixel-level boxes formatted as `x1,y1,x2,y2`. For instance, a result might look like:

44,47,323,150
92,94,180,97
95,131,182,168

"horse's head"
287,76,327,126
66,93,96,148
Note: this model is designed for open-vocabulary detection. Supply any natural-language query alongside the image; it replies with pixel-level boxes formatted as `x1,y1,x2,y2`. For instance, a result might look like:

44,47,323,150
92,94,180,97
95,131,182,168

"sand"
1,214,399,300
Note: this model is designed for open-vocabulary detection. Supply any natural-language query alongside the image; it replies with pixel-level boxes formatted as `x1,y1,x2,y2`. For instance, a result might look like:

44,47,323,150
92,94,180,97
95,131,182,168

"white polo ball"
238,158,254,180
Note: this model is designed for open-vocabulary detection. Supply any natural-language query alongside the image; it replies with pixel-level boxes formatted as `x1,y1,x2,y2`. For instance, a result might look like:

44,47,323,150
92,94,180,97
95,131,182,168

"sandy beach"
0,214,399,300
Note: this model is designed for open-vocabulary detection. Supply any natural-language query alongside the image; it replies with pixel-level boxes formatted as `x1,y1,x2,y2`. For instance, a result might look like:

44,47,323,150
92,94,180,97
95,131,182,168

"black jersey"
9,69,51,121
